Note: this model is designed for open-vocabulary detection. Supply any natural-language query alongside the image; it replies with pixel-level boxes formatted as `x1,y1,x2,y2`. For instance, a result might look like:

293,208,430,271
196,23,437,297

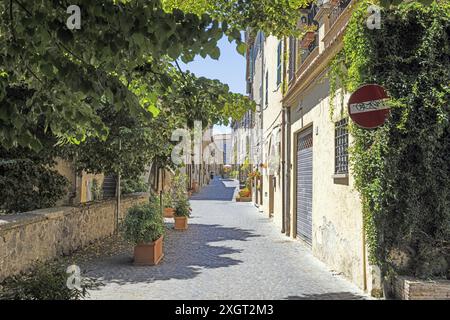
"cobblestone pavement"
82,180,367,300
189,177,237,201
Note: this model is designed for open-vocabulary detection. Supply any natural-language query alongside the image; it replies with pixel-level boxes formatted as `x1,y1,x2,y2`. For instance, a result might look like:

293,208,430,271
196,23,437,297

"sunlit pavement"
85,179,367,300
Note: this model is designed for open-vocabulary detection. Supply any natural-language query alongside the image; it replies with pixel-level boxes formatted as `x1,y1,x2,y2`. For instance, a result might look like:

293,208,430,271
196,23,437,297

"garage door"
296,128,313,245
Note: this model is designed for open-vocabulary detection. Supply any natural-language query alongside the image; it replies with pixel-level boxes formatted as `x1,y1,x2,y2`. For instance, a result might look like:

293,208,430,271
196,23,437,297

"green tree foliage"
60,60,254,180
162,0,315,37
333,0,450,279
0,0,245,150
121,176,150,195
62,104,166,179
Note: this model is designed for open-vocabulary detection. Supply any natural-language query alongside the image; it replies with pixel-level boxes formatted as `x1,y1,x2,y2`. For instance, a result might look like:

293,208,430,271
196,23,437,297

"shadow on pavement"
83,223,259,286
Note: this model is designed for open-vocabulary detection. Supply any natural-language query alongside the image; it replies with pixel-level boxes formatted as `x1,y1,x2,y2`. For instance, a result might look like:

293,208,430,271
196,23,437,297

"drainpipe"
281,108,286,234
260,33,265,208
285,107,291,237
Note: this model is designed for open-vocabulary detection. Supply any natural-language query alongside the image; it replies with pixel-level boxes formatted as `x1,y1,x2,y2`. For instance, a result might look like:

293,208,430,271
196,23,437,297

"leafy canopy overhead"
61,61,254,179
0,0,246,150
162,0,315,37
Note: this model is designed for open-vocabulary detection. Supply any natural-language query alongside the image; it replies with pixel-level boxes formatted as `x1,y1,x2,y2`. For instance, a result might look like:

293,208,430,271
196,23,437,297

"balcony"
329,0,352,28
284,0,355,105
323,0,354,50
288,4,319,84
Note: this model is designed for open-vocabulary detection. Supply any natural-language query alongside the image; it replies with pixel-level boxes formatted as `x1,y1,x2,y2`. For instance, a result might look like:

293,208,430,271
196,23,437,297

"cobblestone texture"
189,177,237,201
82,179,367,300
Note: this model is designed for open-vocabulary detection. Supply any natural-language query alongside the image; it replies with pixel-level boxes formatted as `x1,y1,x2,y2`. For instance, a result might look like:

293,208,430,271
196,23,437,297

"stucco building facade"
235,0,375,292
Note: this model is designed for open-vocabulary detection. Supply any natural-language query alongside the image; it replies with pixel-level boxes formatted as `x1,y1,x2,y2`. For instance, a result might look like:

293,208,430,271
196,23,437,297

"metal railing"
301,34,318,62
329,0,352,27
288,4,320,83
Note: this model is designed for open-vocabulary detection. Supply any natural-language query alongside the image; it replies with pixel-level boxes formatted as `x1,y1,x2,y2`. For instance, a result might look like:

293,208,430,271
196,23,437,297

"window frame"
334,118,349,175
276,41,282,86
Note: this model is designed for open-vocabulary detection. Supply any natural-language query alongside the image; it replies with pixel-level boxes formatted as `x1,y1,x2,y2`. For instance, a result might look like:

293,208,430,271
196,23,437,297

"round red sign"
348,84,390,129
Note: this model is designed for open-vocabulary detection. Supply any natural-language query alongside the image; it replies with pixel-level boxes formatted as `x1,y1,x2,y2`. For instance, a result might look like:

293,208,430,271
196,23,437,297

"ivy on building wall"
330,0,450,279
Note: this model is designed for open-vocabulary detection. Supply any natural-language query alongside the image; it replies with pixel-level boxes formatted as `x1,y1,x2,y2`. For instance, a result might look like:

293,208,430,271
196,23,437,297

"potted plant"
300,25,318,49
162,191,175,218
174,195,191,231
122,198,165,266
236,187,252,202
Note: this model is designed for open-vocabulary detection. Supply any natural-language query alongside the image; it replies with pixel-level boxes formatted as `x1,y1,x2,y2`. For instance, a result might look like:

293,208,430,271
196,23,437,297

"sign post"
348,84,390,129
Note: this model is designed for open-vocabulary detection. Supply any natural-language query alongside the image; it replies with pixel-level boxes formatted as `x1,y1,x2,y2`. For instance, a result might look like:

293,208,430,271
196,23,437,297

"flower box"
300,31,316,49
133,236,164,266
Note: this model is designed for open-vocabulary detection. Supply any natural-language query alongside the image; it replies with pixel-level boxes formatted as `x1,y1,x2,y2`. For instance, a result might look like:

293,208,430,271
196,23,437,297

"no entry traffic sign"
348,84,390,129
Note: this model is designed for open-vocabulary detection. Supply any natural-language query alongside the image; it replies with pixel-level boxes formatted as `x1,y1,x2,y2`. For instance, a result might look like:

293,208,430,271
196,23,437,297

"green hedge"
0,159,68,214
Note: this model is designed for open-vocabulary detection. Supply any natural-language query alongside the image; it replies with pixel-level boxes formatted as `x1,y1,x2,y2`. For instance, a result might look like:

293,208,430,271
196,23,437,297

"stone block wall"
0,193,148,281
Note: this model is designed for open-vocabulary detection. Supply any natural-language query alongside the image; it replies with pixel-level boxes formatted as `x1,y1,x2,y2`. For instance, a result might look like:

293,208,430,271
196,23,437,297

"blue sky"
178,36,246,134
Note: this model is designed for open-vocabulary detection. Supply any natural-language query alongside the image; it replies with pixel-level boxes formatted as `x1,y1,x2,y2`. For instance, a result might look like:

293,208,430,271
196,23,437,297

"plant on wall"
0,159,68,214
330,0,450,280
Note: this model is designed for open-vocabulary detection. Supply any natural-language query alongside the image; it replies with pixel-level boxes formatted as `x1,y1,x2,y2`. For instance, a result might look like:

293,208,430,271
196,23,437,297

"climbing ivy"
330,0,450,279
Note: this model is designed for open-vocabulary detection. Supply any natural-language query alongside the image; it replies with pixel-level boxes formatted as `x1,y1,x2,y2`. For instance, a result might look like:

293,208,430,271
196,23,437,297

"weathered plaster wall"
288,77,365,289
0,193,148,281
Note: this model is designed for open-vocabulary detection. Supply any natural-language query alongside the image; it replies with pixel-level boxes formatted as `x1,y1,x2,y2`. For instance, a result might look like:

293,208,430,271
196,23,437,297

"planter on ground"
174,188,191,231
162,191,175,218
163,207,175,218
237,188,251,202
192,181,200,193
391,276,450,300
174,216,188,230
239,196,252,202
122,198,165,266
133,236,164,266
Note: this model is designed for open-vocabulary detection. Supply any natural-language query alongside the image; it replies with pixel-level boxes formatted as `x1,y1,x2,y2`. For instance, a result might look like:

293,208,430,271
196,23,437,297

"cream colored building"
282,0,370,291
237,0,375,293
240,30,287,234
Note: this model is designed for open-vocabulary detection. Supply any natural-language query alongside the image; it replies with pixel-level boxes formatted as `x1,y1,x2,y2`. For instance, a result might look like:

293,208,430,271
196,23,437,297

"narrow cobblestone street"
82,178,367,300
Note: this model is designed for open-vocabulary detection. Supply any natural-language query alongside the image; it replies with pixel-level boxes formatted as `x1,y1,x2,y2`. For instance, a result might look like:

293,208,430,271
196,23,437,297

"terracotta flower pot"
193,181,199,193
133,236,164,266
174,216,188,230
163,207,175,218
301,31,316,48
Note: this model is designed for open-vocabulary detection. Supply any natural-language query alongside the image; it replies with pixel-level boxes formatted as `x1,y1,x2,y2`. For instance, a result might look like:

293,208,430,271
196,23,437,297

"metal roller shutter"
296,128,313,245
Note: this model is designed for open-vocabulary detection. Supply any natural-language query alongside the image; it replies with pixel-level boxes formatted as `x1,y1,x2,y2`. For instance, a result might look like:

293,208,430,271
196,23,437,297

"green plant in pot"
173,195,191,231
122,198,165,266
162,191,175,218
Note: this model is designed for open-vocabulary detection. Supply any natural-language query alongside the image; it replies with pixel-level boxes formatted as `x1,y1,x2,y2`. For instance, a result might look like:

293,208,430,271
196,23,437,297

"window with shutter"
276,41,282,86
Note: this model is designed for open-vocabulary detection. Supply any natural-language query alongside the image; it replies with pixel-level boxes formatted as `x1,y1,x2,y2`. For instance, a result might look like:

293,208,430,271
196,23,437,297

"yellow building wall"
80,173,105,203
288,76,365,289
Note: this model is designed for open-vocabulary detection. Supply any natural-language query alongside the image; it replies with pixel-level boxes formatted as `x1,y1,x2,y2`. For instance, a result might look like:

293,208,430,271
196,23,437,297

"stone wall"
0,193,148,281
392,276,450,300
